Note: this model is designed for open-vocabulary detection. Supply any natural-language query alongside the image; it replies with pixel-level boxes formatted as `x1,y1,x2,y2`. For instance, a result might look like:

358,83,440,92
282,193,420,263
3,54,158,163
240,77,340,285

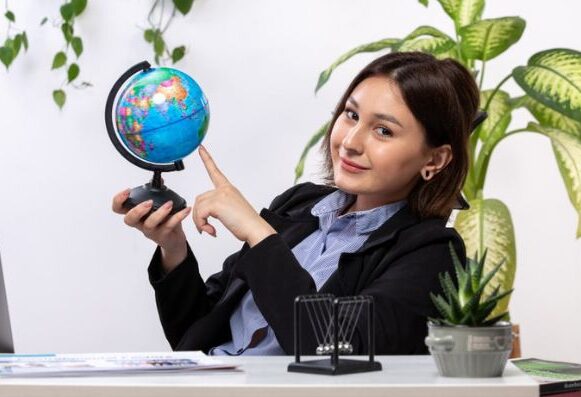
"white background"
0,0,580,361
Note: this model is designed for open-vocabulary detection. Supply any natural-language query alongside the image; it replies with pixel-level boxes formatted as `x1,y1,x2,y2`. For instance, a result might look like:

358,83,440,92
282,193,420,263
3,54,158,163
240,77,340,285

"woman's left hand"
193,145,277,247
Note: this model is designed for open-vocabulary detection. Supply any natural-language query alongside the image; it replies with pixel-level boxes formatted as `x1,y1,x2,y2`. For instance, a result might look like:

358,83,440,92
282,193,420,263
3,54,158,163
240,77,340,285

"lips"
340,157,369,170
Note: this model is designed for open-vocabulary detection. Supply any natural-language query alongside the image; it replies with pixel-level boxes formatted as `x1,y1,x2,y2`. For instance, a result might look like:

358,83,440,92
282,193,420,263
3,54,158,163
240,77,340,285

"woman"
112,51,479,355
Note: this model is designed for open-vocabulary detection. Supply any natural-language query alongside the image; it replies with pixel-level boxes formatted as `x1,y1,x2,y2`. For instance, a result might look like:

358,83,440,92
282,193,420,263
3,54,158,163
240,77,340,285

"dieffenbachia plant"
295,0,581,319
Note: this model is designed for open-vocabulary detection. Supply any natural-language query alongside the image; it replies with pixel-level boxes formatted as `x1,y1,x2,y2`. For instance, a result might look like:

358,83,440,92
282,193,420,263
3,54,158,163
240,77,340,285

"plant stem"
479,61,486,90
159,0,165,28
474,128,530,192
467,72,513,191
484,72,512,112
161,5,176,33
148,0,160,28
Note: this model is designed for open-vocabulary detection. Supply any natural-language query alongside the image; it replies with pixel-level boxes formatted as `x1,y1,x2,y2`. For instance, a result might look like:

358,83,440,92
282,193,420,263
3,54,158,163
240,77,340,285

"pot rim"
427,320,512,330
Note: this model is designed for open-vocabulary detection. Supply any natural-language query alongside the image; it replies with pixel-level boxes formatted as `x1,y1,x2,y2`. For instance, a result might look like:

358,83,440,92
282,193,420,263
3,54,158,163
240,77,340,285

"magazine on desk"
511,357,581,396
0,351,237,377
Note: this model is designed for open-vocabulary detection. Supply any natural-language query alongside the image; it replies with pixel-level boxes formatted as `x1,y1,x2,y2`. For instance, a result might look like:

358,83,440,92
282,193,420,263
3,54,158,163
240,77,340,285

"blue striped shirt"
209,189,406,355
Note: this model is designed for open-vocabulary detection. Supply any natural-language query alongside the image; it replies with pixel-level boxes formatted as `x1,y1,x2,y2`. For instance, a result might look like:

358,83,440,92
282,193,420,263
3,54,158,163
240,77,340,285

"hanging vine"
142,0,195,65
1,0,197,110
0,1,29,70
41,0,90,109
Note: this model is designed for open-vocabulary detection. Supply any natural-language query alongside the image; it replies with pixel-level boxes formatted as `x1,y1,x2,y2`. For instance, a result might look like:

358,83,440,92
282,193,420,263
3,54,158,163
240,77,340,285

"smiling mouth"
340,157,369,173
340,157,369,170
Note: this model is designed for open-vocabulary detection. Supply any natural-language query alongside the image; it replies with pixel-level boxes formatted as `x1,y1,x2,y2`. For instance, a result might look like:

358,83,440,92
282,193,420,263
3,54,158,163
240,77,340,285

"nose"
342,123,366,153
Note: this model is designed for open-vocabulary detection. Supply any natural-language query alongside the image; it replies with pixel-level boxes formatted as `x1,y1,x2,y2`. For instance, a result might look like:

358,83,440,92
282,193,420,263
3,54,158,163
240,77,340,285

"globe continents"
115,67,209,164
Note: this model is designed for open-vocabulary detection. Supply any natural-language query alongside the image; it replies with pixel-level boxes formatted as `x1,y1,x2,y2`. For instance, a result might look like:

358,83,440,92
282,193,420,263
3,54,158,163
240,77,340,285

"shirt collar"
311,189,407,235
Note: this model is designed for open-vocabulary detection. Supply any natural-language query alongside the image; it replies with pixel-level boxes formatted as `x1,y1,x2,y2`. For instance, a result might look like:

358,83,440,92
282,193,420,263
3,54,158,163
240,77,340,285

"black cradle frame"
287,294,382,375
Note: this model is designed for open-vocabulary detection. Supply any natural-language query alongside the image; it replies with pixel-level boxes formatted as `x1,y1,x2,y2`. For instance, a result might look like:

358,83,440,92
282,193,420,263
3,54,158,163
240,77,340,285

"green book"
512,358,581,396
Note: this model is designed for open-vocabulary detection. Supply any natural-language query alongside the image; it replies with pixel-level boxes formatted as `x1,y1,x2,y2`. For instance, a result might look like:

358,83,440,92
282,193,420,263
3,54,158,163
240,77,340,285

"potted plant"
425,242,513,377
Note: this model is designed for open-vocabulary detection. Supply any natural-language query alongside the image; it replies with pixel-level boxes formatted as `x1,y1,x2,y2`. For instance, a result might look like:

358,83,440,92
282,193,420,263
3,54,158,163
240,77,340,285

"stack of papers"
0,351,237,377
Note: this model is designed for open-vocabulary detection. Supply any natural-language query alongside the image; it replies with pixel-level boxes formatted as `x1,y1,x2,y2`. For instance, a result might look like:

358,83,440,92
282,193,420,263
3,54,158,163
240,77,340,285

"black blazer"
148,182,465,355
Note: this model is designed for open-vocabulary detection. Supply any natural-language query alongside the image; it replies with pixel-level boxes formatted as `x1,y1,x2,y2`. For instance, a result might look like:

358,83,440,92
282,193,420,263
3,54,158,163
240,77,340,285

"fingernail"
144,200,153,207
164,200,173,208
123,189,131,196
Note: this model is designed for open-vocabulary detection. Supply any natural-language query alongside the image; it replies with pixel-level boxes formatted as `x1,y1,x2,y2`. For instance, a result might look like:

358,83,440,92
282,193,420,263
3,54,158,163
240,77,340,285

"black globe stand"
122,171,187,217
105,61,188,217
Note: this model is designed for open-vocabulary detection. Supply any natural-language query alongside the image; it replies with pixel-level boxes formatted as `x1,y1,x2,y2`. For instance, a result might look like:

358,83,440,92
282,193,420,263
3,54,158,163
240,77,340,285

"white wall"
0,0,579,361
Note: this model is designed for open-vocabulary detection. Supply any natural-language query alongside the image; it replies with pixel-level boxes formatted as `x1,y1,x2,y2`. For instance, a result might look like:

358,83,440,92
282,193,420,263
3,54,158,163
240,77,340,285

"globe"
115,67,209,165
105,61,210,216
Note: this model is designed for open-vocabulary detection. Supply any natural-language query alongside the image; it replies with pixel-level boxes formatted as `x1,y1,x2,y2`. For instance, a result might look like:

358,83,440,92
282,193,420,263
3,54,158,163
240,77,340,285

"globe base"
123,181,187,219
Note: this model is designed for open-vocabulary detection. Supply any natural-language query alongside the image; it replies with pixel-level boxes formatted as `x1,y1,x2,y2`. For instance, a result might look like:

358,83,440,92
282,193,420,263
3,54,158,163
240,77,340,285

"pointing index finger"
199,145,229,186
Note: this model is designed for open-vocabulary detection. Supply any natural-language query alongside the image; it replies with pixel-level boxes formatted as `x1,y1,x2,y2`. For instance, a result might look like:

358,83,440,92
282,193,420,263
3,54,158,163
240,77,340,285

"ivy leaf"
72,0,88,16
53,89,66,109
51,51,67,69
0,46,14,69
173,0,194,15
143,29,155,43
418,0,429,6
61,23,74,43
60,3,74,21
5,10,15,22
11,34,22,58
40,17,48,26
154,35,165,57
171,46,185,63
71,37,83,57
67,63,80,82
22,31,28,50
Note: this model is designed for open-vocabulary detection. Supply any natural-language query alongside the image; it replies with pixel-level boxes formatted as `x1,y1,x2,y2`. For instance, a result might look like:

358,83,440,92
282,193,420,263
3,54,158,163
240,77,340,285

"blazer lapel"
322,206,420,295
358,205,418,252
259,207,319,249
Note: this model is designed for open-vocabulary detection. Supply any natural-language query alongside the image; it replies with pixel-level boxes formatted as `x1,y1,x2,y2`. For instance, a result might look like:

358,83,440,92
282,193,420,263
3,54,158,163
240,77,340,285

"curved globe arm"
104,61,185,173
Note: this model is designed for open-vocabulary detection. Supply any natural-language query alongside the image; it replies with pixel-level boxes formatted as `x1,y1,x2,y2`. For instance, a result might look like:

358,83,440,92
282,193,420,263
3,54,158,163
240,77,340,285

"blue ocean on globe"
115,67,209,164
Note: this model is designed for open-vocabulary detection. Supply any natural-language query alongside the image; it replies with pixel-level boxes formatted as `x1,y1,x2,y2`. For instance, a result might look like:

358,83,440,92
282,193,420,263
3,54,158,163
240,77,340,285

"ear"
421,144,453,181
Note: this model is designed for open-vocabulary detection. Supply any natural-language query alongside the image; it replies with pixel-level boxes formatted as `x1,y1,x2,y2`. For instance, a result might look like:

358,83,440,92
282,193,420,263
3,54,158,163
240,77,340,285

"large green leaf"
459,17,525,61
457,0,485,29
470,90,512,193
527,123,581,238
437,0,461,22
478,89,511,142
514,95,581,137
513,48,581,121
434,47,461,61
294,121,330,183
436,0,484,30
454,198,516,319
314,38,399,93
395,26,456,55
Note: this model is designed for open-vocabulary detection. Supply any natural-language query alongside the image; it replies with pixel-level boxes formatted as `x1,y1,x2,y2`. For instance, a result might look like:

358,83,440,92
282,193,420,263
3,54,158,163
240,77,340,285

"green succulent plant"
429,242,513,327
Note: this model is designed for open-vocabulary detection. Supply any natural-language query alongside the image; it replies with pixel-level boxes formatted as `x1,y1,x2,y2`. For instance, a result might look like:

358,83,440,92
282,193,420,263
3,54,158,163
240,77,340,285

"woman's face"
330,76,434,210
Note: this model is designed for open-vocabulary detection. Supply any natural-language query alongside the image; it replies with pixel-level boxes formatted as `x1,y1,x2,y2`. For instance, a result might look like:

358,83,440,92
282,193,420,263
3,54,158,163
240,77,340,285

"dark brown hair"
320,51,479,219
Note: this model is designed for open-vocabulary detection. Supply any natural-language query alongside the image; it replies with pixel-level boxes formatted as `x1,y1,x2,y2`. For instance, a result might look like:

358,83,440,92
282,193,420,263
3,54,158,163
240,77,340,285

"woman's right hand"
112,189,192,273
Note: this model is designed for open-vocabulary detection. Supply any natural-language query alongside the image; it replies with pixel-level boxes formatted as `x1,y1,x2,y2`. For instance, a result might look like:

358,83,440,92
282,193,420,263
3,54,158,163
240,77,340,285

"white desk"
0,355,539,397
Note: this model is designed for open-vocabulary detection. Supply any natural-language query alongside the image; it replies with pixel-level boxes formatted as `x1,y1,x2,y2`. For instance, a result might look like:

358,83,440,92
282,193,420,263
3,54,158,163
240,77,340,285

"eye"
376,126,393,137
344,108,358,121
